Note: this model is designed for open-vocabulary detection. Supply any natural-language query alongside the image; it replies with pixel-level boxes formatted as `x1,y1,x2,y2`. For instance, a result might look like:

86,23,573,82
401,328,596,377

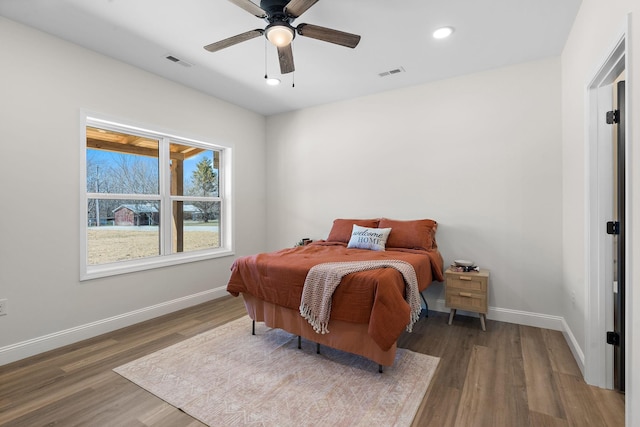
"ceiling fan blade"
204,29,264,53
227,0,267,18
277,44,295,74
296,23,361,48
284,0,319,18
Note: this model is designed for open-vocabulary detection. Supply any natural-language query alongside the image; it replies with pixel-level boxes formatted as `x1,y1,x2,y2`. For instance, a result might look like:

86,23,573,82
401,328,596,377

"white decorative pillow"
347,225,392,251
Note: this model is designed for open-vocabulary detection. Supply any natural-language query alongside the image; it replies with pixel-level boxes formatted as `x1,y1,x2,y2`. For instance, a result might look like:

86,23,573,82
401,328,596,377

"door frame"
585,26,627,388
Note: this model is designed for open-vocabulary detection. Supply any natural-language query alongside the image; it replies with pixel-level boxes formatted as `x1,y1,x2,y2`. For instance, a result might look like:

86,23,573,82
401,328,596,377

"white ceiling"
0,0,581,116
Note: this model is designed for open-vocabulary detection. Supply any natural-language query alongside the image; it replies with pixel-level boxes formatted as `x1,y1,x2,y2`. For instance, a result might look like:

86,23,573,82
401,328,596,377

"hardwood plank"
4,388,98,427
0,365,65,405
541,329,582,377
137,401,207,427
482,321,530,426
460,322,529,426
590,386,625,427
60,379,152,426
425,315,479,390
60,320,201,372
0,371,111,424
520,325,566,419
454,345,496,426
77,382,162,426
529,410,570,427
412,384,460,427
453,335,529,426
554,371,608,426
411,313,511,427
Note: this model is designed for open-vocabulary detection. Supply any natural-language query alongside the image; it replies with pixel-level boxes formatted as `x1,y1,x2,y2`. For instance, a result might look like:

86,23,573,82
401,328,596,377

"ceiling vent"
378,66,405,77
165,55,193,68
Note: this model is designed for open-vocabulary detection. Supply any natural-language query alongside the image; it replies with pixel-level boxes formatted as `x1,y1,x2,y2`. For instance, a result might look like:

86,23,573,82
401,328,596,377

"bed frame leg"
252,320,255,335
316,343,320,354
298,336,301,349
420,292,429,318
379,364,383,374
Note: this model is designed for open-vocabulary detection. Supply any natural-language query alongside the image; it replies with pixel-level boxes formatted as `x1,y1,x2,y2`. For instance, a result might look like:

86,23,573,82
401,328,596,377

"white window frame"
80,111,233,280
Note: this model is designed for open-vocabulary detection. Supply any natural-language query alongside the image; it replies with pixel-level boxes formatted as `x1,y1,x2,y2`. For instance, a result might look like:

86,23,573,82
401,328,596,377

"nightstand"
444,268,489,331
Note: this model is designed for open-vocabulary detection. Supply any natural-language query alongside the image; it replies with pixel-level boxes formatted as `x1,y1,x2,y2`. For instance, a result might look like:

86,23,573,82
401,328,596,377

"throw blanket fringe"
300,260,422,335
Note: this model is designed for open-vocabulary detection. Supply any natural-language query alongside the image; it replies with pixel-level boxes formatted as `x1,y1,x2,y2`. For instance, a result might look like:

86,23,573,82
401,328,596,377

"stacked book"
449,264,480,273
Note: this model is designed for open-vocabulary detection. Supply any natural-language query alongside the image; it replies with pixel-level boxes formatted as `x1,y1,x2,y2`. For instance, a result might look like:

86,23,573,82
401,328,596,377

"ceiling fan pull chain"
291,41,295,88
264,37,268,80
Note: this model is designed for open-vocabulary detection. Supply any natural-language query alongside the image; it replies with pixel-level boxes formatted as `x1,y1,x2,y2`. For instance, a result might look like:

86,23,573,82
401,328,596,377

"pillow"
326,218,380,243
347,224,392,251
378,218,438,250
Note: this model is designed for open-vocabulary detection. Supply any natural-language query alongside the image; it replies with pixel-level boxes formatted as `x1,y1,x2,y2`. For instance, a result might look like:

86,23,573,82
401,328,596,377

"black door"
607,80,625,392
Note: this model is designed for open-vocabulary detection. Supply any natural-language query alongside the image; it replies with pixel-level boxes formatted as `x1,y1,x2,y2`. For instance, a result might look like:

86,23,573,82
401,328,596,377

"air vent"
165,54,193,68
378,66,405,77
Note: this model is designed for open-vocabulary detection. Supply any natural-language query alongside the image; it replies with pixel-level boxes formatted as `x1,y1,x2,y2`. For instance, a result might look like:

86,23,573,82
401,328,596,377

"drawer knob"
459,292,472,297
459,276,472,281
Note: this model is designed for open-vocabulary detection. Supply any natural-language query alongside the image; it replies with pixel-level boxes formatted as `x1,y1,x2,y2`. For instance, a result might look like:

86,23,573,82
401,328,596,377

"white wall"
561,0,640,423
266,58,564,326
0,17,267,364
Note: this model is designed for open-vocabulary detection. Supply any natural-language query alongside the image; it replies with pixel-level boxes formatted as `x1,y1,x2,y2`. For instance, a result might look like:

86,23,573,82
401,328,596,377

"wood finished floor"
0,296,624,426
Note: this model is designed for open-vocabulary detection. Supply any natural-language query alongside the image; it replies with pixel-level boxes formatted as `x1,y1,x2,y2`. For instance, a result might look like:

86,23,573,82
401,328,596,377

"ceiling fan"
204,0,361,74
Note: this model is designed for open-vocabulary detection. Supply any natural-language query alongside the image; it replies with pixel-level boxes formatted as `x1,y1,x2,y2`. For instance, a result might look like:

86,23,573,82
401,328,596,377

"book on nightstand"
449,264,480,273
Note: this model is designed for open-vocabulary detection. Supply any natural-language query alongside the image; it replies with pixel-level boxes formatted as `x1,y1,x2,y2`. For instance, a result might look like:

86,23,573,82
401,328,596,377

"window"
81,114,232,280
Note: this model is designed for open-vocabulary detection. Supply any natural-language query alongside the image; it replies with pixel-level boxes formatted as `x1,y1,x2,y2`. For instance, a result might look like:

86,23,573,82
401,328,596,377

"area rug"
114,316,439,426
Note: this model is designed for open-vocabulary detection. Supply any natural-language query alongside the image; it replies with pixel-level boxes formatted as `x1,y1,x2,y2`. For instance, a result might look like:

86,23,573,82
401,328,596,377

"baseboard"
0,287,228,367
561,317,586,375
429,298,565,330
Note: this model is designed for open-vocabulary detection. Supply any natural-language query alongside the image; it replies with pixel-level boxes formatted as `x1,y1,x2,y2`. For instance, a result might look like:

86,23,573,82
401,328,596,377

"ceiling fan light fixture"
265,24,295,47
265,77,281,86
433,26,454,39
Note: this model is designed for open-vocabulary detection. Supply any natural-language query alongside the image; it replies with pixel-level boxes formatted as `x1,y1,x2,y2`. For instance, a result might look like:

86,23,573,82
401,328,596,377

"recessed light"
265,77,281,86
433,26,454,39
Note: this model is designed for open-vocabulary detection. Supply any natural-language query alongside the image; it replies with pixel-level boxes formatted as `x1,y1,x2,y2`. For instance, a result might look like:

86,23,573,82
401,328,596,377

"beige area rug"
114,316,439,427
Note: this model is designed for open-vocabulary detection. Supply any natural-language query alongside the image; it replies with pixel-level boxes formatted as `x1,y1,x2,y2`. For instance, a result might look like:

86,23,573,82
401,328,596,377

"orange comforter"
227,241,444,350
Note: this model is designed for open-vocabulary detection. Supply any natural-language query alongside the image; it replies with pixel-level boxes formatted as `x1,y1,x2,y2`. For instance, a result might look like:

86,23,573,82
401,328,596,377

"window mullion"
159,137,171,256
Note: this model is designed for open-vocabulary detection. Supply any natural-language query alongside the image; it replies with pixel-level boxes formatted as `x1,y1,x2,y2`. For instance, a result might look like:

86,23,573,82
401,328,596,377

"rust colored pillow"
378,218,438,250
326,218,380,243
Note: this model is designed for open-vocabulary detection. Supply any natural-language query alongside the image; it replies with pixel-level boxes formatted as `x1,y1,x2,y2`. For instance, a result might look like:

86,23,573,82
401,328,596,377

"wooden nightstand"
444,268,489,331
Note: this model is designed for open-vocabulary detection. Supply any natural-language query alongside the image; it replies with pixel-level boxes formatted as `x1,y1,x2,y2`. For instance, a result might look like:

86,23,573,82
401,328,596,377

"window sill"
80,248,235,281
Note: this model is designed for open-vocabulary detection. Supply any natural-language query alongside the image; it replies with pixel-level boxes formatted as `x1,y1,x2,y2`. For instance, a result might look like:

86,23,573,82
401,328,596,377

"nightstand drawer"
446,275,487,292
446,291,487,313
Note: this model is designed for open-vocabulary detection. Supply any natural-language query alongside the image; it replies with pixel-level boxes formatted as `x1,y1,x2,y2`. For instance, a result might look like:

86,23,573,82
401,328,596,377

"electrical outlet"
0,299,7,316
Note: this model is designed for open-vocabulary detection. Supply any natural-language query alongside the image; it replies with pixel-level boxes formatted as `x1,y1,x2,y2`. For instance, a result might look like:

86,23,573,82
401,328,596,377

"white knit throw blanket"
299,260,422,335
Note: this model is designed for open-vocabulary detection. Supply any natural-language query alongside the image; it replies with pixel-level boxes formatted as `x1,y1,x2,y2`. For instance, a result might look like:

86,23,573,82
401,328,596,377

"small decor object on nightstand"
444,267,489,331
450,259,480,272
295,238,313,247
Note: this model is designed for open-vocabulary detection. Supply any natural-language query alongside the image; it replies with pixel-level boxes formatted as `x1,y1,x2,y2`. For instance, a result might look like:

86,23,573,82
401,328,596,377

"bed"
226,218,444,368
